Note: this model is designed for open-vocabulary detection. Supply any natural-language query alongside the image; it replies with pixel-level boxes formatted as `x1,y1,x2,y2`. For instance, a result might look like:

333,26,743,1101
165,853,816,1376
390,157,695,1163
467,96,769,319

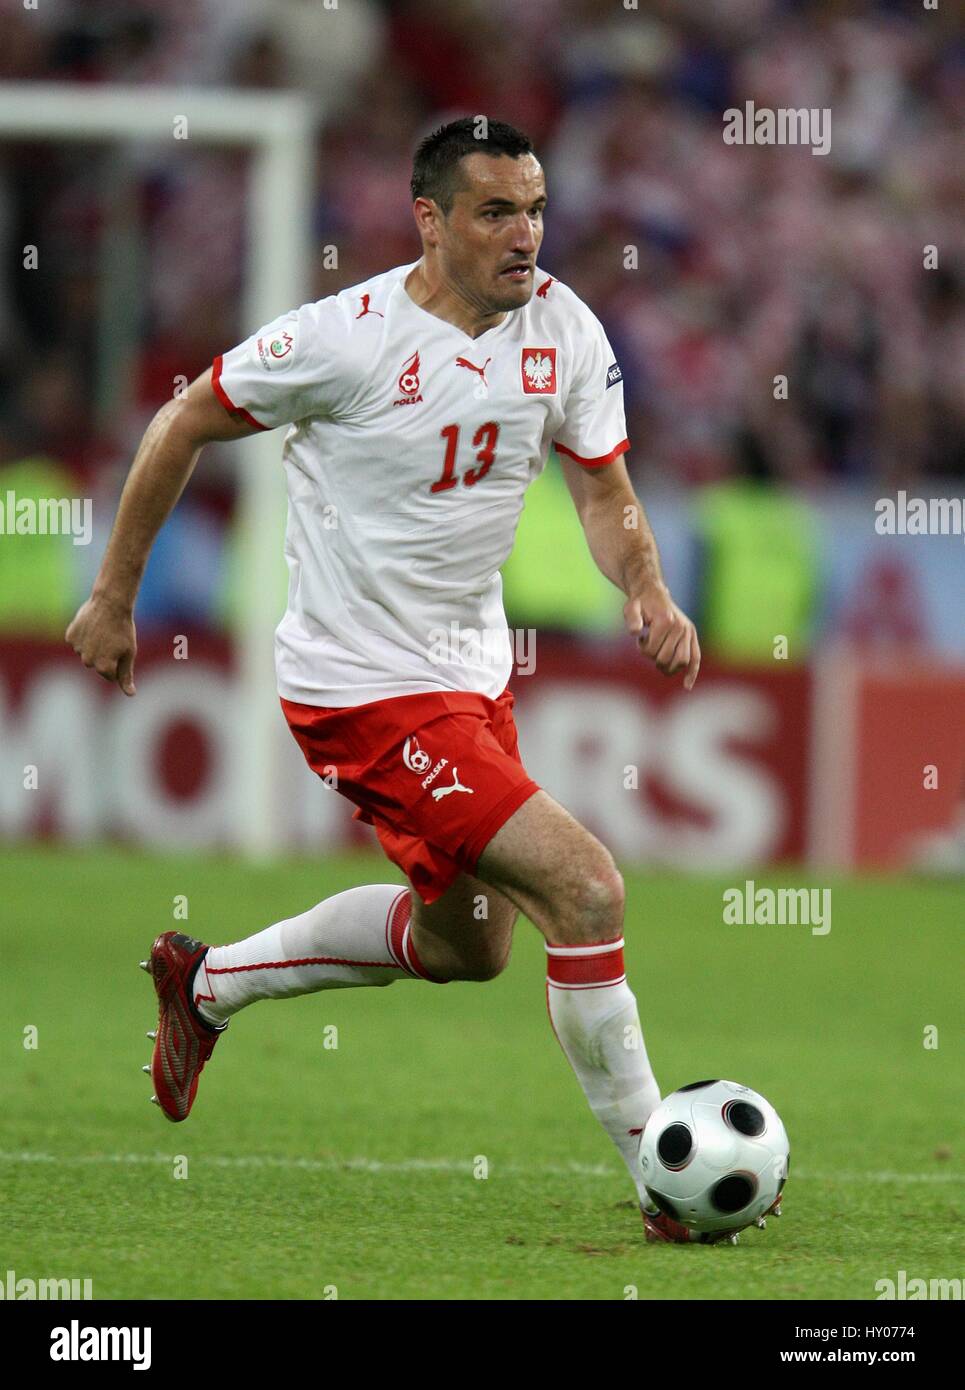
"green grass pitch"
0,846,960,1300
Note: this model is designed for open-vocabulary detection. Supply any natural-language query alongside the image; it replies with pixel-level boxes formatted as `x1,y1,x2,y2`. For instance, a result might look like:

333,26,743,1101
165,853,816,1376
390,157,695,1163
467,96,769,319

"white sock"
546,938,661,1203
192,885,441,1025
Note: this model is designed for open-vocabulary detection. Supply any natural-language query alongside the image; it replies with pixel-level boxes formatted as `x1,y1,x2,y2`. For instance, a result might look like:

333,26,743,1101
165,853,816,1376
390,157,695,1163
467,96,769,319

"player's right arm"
66,369,260,695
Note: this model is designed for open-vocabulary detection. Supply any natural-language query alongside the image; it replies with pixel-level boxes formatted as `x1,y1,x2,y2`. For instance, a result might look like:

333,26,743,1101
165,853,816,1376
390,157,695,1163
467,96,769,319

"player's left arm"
559,452,701,690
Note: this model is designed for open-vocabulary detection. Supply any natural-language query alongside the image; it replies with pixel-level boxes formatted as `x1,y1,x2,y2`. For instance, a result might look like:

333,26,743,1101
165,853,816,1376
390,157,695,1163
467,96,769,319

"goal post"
0,82,315,858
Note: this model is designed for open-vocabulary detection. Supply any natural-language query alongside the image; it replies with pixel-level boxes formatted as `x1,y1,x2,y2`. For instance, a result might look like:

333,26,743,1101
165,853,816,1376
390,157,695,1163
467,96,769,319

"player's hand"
624,582,701,690
65,594,138,696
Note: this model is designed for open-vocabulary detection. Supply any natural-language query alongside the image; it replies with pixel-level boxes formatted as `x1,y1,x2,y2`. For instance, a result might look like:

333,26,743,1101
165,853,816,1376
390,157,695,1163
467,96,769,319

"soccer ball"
638,1079,789,1238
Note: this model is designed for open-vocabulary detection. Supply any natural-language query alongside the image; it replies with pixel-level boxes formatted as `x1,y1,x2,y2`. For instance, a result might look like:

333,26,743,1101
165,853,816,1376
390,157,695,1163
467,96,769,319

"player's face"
440,153,546,313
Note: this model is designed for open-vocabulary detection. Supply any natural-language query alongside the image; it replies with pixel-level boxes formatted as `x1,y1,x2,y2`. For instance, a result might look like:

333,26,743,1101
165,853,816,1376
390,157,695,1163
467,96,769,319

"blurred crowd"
0,0,962,634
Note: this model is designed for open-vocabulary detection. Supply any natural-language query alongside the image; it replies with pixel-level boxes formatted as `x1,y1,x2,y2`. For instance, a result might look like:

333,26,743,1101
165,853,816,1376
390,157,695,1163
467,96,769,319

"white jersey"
213,260,628,707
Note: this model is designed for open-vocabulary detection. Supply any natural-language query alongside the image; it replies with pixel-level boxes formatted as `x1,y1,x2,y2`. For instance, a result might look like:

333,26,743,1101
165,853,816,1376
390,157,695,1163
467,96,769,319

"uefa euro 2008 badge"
520,346,557,394
256,327,296,371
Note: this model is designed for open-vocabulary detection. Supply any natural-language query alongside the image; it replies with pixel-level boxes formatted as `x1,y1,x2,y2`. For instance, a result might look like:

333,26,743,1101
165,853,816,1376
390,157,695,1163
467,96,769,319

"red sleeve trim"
553,437,630,469
211,355,269,432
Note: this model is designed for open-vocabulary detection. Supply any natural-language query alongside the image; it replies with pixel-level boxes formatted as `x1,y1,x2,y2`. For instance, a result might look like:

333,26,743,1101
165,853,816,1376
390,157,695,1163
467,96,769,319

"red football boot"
642,1206,743,1245
140,931,227,1122
643,1207,700,1243
642,1193,785,1244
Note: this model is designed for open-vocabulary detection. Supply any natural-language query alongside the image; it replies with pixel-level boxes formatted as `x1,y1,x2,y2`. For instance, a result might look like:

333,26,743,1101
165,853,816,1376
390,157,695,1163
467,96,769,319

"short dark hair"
410,117,535,213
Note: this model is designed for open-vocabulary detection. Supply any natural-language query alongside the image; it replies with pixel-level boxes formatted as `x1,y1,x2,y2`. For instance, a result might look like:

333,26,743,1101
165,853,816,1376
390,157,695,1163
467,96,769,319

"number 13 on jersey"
430,422,501,493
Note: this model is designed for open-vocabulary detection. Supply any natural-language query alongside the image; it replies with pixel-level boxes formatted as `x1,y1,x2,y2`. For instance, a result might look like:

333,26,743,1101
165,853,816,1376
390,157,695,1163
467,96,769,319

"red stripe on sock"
546,976,628,991
546,941,625,986
385,890,409,968
387,890,412,970
205,955,402,974
193,960,215,1005
400,921,445,982
386,890,446,983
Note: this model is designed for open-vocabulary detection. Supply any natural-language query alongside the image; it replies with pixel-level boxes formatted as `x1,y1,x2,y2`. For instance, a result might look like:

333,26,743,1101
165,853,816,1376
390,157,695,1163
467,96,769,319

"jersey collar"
393,261,520,344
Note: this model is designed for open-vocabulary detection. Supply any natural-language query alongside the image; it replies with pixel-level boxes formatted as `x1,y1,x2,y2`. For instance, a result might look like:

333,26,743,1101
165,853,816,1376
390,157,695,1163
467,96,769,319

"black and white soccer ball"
638,1080,789,1237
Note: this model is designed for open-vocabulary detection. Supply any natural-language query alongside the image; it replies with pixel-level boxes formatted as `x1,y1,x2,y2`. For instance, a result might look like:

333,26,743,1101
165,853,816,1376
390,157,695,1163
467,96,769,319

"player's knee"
556,854,625,944
578,863,625,935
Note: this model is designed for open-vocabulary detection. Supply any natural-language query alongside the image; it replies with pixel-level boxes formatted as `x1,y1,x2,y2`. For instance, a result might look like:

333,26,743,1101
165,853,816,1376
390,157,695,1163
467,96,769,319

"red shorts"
280,686,540,905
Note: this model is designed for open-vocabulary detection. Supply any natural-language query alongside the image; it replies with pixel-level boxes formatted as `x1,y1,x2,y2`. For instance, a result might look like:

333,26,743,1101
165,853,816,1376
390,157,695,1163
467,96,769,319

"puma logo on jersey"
356,293,383,319
536,276,555,298
431,766,474,801
455,355,491,387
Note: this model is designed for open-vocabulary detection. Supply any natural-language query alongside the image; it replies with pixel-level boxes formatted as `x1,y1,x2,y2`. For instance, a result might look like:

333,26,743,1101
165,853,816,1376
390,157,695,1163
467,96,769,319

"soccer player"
67,118,704,1242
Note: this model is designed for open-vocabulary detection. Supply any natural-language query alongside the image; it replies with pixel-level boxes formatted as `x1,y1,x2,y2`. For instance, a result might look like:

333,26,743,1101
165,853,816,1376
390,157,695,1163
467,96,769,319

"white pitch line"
0,1151,962,1183
10,1151,611,1177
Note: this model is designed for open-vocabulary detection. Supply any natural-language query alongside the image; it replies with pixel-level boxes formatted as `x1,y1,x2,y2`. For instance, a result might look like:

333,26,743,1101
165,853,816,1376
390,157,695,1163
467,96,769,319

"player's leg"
145,871,517,1122
146,878,459,1121
144,884,410,1117
191,881,439,1026
146,692,526,1121
471,789,661,1203
191,869,516,1029
408,873,517,982
181,858,518,1024
478,789,624,942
